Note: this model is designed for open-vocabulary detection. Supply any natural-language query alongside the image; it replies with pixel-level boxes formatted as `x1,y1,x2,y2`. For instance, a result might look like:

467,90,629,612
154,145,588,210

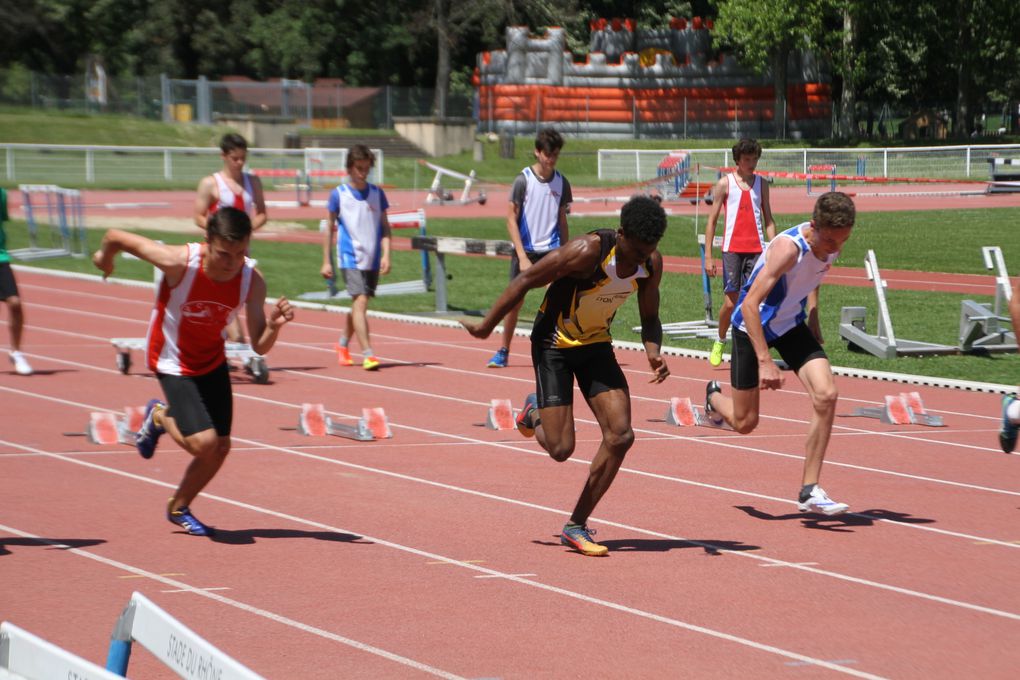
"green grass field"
2,107,1017,386
5,213,1018,386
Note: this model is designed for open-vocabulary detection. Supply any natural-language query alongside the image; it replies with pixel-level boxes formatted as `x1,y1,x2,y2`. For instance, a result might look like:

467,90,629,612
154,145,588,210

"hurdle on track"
1,621,124,679
10,185,88,261
806,165,837,195
106,591,263,679
958,246,1017,353
838,249,957,359
421,160,487,206
410,235,515,314
298,209,431,301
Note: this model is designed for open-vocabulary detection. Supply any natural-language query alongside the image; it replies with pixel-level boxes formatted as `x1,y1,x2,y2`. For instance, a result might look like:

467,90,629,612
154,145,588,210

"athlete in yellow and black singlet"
462,196,670,557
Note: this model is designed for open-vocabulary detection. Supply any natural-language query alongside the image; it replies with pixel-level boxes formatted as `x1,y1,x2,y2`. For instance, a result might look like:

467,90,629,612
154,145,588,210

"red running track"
0,268,1017,678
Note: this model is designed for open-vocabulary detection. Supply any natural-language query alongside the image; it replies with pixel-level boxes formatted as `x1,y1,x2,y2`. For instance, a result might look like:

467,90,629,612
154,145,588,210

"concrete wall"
214,115,301,148
393,117,475,157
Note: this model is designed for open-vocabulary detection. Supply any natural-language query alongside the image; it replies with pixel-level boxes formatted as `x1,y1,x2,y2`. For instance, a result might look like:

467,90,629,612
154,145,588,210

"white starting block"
664,397,732,430
486,399,516,430
297,403,392,441
86,406,146,446
109,338,269,383
421,160,487,206
849,392,944,427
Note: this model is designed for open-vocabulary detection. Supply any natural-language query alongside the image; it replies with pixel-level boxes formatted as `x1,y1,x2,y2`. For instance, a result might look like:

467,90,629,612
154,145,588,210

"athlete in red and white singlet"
146,242,254,376
209,171,256,216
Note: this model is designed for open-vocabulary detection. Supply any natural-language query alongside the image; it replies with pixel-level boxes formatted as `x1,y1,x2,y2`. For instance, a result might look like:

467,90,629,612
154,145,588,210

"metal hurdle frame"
106,591,263,679
958,246,1016,353
10,185,88,261
1,621,124,679
838,249,958,359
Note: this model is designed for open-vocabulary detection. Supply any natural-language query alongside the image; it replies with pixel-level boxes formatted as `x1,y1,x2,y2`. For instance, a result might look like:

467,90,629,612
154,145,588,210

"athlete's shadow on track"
735,506,935,533
533,537,761,554
208,528,372,546
0,537,105,556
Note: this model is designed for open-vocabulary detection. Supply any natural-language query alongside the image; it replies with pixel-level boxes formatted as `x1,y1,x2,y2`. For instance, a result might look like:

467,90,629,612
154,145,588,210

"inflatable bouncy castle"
475,18,830,138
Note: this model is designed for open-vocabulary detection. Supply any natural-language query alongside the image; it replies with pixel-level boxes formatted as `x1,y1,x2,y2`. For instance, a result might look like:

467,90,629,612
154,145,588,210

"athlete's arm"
462,234,600,339
321,210,338,280
760,178,777,241
193,176,216,231
637,250,669,383
92,229,187,284
249,175,268,231
703,176,728,277
246,271,293,355
378,211,392,276
738,237,799,390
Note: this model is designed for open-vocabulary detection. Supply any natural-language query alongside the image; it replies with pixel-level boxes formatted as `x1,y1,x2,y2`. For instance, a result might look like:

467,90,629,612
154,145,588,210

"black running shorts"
531,341,628,408
157,361,232,437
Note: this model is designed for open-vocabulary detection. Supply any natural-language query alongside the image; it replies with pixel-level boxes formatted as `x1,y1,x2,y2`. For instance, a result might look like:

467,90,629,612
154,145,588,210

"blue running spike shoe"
135,398,166,460
168,506,214,536
999,393,1018,454
487,347,509,368
705,380,724,425
516,393,538,437
560,523,608,556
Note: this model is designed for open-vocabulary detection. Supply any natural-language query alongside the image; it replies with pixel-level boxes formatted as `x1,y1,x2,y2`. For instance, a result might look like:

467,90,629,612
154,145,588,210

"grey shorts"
509,250,548,280
342,269,379,297
722,252,760,294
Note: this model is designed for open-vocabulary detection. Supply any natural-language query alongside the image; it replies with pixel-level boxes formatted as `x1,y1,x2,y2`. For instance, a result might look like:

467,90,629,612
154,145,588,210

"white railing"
597,144,1020,183
0,144,384,186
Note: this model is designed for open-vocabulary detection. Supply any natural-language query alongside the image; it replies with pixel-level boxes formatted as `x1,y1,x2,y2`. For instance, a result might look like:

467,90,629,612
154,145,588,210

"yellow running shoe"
560,523,608,556
335,344,354,367
362,356,380,371
709,340,725,367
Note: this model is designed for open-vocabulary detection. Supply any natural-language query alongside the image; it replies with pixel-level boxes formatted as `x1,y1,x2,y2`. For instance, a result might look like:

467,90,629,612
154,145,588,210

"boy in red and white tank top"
195,133,267,344
703,138,776,367
93,208,293,537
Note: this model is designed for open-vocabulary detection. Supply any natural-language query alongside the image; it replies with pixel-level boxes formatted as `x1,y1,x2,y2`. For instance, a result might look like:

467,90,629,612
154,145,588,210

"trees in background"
1,0,1018,137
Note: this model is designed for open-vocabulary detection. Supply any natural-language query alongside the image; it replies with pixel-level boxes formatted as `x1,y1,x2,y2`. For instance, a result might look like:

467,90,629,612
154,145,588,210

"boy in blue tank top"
704,192,856,516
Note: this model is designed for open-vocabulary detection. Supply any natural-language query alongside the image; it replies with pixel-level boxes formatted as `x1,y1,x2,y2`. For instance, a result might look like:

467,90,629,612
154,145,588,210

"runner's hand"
758,359,784,390
648,355,670,383
270,297,294,329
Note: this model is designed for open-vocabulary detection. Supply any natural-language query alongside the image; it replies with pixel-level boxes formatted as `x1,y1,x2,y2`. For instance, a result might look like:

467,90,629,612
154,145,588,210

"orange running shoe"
335,344,354,366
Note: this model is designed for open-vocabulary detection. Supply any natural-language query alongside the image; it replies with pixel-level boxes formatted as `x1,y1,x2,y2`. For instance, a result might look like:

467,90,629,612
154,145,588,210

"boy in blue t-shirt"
320,145,391,371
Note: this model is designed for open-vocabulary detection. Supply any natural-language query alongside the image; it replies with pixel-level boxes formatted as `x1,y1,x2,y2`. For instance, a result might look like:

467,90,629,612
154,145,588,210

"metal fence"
597,144,1020,183
0,68,470,129
0,144,384,187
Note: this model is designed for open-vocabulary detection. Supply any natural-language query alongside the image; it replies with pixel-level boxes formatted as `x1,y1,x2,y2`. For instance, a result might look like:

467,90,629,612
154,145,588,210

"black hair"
813,192,856,229
620,195,667,244
206,206,252,243
220,133,248,154
534,127,564,155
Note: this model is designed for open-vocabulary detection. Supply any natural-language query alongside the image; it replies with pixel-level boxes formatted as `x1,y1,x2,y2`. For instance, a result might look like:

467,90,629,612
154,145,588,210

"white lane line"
0,522,465,680
3,419,1020,623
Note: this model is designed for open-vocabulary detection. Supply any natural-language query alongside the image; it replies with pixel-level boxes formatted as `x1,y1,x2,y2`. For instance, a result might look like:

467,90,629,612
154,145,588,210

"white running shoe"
9,351,32,376
797,486,849,516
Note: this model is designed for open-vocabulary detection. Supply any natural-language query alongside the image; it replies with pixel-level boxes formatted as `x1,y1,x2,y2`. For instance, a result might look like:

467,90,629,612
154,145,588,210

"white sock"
1008,398,1020,425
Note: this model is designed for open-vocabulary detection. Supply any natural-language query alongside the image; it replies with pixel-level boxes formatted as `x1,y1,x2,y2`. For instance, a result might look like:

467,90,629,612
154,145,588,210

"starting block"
486,399,516,430
850,392,944,427
86,406,144,445
109,339,270,383
664,397,731,430
297,403,392,441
